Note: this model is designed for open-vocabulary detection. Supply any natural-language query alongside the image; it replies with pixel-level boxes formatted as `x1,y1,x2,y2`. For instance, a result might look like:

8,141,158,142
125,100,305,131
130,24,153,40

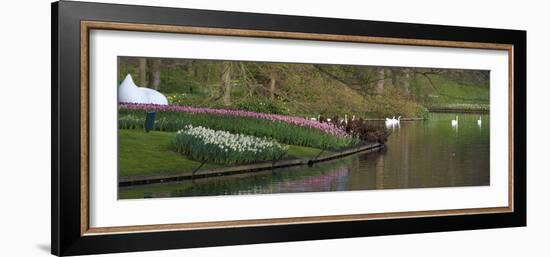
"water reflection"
120,113,490,199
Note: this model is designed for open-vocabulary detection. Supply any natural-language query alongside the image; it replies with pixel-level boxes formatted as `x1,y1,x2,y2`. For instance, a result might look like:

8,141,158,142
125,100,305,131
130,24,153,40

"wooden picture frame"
52,1,526,256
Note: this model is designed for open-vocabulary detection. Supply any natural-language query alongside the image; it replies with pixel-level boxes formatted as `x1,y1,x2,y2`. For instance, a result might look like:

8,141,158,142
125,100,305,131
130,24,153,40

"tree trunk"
403,68,411,96
150,59,161,90
376,67,385,94
138,58,147,86
269,76,276,100
222,62,232,106
389,69,397,88
185,60,195,93
239,63,252,96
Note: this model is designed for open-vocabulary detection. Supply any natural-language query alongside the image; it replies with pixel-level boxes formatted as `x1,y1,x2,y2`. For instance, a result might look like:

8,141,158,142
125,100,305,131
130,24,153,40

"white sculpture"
118,74,168,105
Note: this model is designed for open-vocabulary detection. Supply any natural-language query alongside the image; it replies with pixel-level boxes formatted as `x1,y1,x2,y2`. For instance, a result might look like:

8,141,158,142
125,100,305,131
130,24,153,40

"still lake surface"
119,113,490,199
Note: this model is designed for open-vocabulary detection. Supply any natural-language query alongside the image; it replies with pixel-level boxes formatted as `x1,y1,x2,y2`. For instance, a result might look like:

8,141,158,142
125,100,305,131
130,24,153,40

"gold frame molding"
80,20,514,236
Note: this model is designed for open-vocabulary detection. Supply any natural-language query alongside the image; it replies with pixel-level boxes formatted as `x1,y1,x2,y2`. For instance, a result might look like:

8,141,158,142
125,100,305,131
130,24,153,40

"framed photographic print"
51,1,526,256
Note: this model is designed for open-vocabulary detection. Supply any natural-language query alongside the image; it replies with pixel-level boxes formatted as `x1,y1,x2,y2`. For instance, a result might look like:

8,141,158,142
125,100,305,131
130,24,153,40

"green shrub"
236,98,289,115
118,115,143,130
338,119,392,144
366,89,427,118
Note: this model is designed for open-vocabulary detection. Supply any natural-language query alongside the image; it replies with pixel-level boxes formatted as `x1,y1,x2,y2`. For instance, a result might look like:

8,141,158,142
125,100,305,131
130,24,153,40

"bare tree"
388,68,396,88
138,58,147,86
222,62,233,105
254,63,280,100
402,68,412,96
376,67,385,94
150,59,161,90
269,74,276,100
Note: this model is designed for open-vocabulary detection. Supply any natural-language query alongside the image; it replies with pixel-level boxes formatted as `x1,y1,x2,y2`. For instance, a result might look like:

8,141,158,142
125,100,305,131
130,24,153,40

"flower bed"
173,125,288,165
119,108,358,150
119,103,347,137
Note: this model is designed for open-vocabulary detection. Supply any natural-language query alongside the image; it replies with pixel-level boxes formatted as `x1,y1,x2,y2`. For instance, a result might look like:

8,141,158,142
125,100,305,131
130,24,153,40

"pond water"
119,113,490,199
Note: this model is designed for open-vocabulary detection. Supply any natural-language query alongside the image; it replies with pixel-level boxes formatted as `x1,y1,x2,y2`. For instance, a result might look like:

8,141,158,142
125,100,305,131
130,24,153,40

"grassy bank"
419,73,489,110
426,103,490,113
119,129,324,178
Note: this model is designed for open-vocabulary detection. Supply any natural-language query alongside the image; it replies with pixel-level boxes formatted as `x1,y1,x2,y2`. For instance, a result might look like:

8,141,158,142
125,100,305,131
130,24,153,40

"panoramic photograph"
117,56,490,199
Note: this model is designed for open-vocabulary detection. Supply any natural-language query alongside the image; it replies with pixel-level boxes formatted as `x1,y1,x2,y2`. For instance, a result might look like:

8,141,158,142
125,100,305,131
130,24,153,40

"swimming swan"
451,115,458,126
385,116,401,127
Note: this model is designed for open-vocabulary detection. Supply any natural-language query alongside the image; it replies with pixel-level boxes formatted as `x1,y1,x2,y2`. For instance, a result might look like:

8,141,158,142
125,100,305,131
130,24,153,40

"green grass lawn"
119,130,221,178
287,145,323,158
418,74,490,112
119,129,324,178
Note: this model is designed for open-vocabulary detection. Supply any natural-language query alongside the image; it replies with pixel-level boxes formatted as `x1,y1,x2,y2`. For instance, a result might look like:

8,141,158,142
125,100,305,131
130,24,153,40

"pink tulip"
119,103,349,137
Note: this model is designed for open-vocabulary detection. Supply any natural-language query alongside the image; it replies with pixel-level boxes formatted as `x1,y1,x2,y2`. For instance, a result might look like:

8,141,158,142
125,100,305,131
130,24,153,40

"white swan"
385,116,395,126
477,116,482,127
118,74,168,105
385,116,401,128
386,116,401,124
451,115,458,126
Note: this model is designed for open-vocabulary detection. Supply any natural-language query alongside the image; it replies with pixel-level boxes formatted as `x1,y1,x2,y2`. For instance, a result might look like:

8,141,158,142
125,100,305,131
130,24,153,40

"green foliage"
118,57,490,119
166,93,189,105
236,97,289,115
415,73,490,108
166,92,229,109
418,107,430,119
118,115,143,130
119,109,358,150
366,89,427,118
159,67,202,94
117,61,139,84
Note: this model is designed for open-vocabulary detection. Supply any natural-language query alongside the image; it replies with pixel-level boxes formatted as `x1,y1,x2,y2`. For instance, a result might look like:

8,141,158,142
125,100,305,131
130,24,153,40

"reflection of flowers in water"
279,165,351,192
156,164,353,198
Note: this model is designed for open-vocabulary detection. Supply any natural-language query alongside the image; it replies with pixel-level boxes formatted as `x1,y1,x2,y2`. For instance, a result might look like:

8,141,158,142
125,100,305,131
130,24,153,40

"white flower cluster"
177,125,287,153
